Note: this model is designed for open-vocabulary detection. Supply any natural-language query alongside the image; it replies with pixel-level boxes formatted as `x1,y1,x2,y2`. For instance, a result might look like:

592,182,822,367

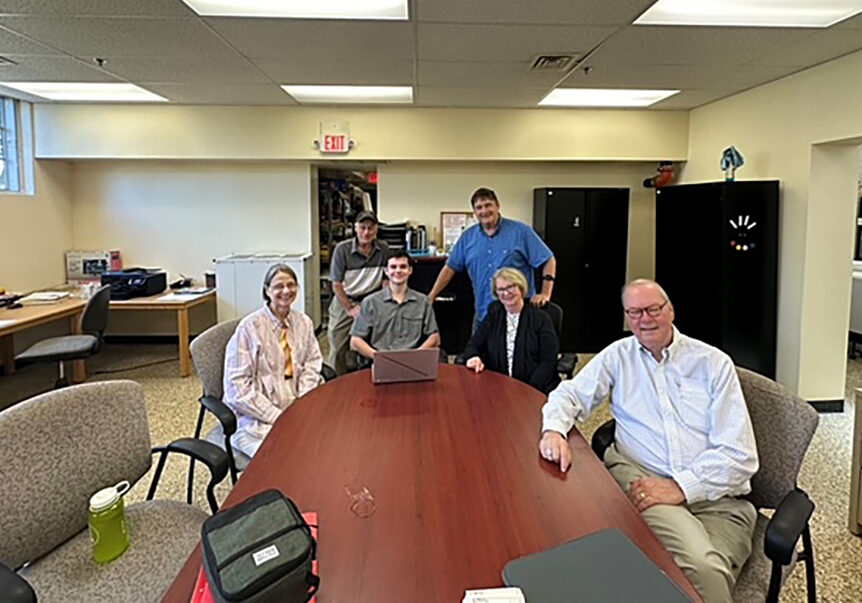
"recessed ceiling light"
181,0,408,20
0,82,167,102
282,85,413,104
634,0,862,28
539,88,679,107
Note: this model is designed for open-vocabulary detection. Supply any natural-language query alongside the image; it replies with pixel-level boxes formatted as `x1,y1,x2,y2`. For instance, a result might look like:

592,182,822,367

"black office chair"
541,302,578,379
589,368,818,603
14,285,112,388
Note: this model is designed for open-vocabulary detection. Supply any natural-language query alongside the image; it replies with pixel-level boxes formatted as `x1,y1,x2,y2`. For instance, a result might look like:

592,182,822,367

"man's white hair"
621,278,671,307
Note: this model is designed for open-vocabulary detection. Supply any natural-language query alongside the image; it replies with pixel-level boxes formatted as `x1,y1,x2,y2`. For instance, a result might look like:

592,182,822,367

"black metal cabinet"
655,181,779,378
533,188,630,352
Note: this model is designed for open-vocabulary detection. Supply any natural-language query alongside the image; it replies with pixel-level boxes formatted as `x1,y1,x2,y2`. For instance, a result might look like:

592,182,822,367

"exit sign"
318,121,352,154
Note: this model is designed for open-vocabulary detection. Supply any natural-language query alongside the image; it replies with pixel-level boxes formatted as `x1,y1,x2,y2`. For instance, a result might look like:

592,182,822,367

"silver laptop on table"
371,348,439,384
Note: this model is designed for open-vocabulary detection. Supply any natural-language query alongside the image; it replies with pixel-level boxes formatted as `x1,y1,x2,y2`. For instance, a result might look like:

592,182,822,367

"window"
0,96,33,194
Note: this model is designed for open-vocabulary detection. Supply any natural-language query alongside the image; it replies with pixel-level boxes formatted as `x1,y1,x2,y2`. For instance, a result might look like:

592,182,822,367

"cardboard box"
66,250,122,280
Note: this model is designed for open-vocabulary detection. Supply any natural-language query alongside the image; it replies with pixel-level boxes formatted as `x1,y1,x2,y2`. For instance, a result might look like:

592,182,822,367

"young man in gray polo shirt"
328,211,390,375
349,250,440,360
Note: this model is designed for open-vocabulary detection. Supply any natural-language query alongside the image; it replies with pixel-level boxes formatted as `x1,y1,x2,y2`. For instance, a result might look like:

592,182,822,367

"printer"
101,268,167,300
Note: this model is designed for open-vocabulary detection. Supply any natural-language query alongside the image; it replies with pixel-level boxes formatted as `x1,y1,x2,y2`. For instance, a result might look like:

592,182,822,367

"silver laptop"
371,348,439,384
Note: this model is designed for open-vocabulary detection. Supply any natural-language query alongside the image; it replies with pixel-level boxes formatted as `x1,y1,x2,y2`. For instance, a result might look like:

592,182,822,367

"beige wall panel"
35,105,689,162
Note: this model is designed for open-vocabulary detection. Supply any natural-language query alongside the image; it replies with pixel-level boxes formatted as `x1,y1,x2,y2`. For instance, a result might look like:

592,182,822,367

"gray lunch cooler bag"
201,489,319,603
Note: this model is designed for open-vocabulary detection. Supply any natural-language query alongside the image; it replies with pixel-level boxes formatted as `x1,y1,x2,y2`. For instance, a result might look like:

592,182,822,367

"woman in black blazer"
462,268,561,394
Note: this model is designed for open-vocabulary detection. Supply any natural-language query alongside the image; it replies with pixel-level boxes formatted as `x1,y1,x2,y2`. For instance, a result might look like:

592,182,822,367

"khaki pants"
327,297,355,375
604,445,756,603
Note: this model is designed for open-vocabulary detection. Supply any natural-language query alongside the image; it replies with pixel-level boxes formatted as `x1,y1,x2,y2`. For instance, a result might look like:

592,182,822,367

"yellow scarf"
280,326,294,378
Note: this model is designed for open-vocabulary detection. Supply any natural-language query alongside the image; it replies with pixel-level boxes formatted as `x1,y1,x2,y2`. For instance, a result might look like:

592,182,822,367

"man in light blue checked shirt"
539,279,758,603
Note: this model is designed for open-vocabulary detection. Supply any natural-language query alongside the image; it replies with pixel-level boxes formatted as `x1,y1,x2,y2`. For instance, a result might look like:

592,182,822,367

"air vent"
529,54,577,72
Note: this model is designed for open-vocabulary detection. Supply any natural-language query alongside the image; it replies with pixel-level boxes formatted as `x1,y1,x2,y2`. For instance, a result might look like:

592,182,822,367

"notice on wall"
441,212,477,253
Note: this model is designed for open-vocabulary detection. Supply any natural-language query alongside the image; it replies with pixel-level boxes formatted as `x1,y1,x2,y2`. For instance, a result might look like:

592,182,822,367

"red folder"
191,512,319,603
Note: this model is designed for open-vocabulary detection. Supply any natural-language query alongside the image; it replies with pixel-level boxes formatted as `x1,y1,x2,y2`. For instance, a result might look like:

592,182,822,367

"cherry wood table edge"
161,365,701,602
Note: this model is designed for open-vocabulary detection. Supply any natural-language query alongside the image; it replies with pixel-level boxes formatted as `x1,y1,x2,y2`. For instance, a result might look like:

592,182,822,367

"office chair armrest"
556,353,578,378
764,489,815,565
0,563,36,603
200,395,237,436
148,438,230,513
320,363,337,382
590,419,616,461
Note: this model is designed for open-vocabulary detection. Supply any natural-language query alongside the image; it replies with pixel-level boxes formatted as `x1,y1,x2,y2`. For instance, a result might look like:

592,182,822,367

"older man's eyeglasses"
624,300,668,319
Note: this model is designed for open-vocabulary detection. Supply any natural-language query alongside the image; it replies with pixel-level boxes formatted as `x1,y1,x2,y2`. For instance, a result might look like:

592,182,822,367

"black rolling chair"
14,285,112,388
541,302,578,379
589,368,819,603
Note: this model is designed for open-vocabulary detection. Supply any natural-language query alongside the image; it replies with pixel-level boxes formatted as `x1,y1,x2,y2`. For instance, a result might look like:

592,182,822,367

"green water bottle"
88,480,131,564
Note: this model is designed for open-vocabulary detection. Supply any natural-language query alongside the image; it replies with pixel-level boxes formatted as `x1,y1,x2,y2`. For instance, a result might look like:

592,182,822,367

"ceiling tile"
0,25,60,54
0,54,118,81
0,1,194,17
566,57,796,90
419,60,562,88
415,0,655,25
0,16,235,57
253,58,414,86
141,82,296,105
415,86,548,107
751,29,862,67
596,25,814,66
206,18,415,61
418,23,615,62
99,56,269,84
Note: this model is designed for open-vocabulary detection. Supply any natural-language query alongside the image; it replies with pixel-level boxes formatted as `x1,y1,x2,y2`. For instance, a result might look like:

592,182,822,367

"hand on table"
530,293,551,307
465,356,485,373
628,477,685,512
539,430,572,472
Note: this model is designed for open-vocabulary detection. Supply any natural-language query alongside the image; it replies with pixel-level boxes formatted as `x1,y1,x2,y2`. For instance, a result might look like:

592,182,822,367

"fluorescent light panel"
282,85,412,104
539,88,679,107
0,82,167,102
635,0,862,28
181,0,408,20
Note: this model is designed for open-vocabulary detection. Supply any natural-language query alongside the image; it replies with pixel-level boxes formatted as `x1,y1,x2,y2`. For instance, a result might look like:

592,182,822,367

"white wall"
378,161,659,281
71,160,313,282
684,49,862,400
0,160,72,291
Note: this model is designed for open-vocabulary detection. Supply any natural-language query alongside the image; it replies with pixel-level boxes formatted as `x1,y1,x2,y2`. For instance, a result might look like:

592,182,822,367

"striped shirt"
223,305,323,440
330,237,390,299
542,327,758,503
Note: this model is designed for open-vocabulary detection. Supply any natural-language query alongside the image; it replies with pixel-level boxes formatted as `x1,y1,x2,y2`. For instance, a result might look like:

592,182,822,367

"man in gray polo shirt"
328,211,390,375
350,250,440,359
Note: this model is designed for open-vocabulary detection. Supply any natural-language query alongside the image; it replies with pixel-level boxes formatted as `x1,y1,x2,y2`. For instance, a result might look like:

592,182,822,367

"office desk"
109,290,216,377
0,298,87,380
163,365,699,602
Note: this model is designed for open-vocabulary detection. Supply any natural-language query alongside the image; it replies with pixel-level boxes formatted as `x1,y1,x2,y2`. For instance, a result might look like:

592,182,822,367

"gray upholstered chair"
188,318,337,497
0,380,229,603
15,285,112,388
591,367,819,603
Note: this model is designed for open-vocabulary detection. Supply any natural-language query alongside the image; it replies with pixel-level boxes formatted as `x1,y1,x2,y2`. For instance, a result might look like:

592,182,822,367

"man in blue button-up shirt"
539,279,758,603
428,188,555,330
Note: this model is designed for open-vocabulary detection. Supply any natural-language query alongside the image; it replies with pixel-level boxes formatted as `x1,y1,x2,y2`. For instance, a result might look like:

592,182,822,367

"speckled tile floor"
2,343,862,601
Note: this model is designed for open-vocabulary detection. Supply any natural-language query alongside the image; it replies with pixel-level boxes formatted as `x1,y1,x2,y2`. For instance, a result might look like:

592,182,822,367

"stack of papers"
20,291,70,305
463,588,525,603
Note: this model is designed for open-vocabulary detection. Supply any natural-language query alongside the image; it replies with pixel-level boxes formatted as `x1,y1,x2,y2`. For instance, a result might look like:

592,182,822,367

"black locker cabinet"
533,188,630,352
655,181,779,378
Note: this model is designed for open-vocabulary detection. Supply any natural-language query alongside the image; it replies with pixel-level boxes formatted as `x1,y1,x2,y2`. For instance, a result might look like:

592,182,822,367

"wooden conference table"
163,365,700,602
0,298,87,380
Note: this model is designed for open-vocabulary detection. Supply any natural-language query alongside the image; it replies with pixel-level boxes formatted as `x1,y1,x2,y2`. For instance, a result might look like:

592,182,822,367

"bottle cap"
89,481,130,512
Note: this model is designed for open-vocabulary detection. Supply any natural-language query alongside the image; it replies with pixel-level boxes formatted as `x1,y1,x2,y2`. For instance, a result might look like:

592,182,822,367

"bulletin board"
441,212,477,253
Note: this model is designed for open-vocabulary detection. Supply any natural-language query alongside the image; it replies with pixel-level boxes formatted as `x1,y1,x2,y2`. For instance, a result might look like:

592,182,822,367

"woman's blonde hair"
491,267,528,300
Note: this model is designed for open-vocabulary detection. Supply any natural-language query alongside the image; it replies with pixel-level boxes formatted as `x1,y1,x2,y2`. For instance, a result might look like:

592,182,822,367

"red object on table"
190,512,319,603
